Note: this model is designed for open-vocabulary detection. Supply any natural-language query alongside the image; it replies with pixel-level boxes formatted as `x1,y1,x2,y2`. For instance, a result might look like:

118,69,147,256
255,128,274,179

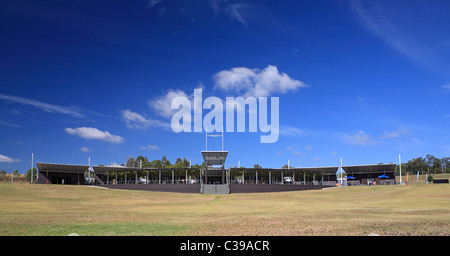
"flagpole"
30,153,34,184
399,154,402,185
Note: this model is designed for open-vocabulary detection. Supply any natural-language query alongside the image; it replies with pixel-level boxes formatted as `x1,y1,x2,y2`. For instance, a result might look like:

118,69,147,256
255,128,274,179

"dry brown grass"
0,183,449,236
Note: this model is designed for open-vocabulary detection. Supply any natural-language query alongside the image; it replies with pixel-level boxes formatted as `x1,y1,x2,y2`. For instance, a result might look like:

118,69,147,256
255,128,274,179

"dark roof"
342,164,396,174
202,151,228,165
230,164,396,175
230,167,339,174
93,166,138,174
37,163,89,173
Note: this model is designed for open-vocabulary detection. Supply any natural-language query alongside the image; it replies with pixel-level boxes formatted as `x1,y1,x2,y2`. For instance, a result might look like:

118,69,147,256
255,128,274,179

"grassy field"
0,179,449,236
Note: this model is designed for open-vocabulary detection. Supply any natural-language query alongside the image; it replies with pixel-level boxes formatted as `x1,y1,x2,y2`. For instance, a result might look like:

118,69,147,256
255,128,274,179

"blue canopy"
378,174,389,178
347,176,356,179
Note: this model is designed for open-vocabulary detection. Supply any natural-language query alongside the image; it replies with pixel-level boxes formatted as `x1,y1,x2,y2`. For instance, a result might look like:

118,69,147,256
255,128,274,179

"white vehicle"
283,176,293,183
138,177,148,184
186,179,197,184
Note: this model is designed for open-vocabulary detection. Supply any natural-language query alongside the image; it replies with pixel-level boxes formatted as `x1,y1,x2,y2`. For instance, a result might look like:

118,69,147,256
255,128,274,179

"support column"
159,170,161,184
222,165,225,184
281,170,284,184
256,170,258,184
172,170,174,184
269,171,271,184
205,166,208,184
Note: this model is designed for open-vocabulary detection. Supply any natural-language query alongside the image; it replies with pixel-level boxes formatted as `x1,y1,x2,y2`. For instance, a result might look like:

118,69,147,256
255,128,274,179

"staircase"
94,174,105,185
201,183,230,194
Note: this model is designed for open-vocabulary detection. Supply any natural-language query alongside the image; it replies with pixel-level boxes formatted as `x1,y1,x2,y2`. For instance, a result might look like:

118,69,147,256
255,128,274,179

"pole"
88,157,91,185
31,153,34,184
399,154,402,185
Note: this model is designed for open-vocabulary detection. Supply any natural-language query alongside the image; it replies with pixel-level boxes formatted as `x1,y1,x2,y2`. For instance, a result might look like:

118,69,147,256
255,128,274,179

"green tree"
161,156,171,168
150,159,162,168
25,167,37,182
136,155,150,168
126,156,137,167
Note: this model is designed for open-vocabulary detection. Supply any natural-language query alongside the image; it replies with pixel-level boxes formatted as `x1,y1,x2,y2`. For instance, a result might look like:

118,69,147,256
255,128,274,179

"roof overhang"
202,151,228,166
36,163,89,174
341,164,396,174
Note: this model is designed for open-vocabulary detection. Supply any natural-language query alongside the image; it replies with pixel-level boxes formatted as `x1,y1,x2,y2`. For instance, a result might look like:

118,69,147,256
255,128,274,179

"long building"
36,162,396,188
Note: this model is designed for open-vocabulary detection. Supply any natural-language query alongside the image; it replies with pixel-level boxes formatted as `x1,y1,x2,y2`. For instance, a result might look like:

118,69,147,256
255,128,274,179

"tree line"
395,154,449,175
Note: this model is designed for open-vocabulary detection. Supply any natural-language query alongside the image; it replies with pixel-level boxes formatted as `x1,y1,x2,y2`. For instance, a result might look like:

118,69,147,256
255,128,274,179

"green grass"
0,182,449,236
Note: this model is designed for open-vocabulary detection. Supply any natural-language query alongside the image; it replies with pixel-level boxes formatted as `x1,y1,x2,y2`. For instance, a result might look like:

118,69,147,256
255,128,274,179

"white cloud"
304,145,313,151
147,0,164,8
65,127,124,144
0,120,22,128
286,147,303,156
340,130,377,146
349,0,450,76
279,125,315,137
380,127,409,139
121,110,152,129
213,65,308,97
140,144,160,151
225,3,249,27
80,147,90,153
0,93,84,118
0,154,20,163
121,110,171,130
441,83,450,92
149,89,189,118
209,0,253,27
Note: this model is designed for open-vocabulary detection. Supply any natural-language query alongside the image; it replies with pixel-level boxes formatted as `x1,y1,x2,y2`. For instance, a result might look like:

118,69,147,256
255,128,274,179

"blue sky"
1,0,450,173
